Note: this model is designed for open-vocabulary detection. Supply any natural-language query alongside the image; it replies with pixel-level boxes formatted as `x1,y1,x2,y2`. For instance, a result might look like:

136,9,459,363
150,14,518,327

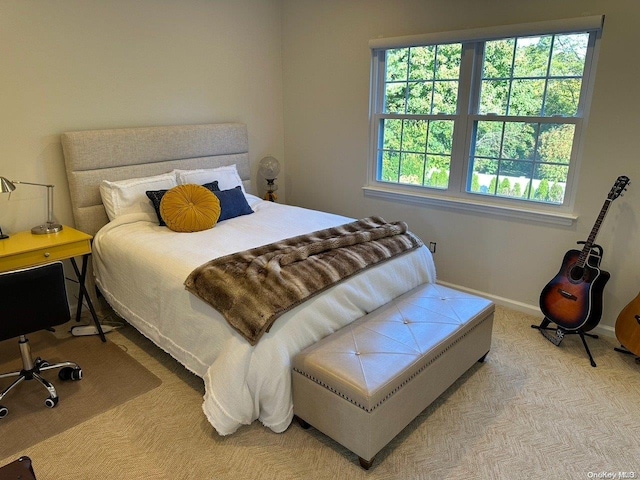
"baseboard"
436,280,616,339
591,323,616,339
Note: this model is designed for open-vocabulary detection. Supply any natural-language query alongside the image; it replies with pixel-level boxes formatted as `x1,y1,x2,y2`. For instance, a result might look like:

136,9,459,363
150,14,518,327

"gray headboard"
61,123,251,237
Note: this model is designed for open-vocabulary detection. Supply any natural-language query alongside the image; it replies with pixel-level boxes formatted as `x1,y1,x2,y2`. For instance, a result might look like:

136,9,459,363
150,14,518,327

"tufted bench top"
292,283,494,413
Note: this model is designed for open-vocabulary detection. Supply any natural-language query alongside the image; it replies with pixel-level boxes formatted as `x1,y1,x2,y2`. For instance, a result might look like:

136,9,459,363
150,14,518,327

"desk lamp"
0,177,63,235
258,156,281,202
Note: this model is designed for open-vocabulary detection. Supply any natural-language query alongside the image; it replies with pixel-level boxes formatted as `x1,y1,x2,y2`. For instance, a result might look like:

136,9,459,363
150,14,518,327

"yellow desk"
0,226,106,342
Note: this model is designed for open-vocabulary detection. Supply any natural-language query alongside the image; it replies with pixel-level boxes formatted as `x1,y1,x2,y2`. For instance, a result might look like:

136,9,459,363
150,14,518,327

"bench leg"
295,415,311,430
359,456,375,470
478,351,489,363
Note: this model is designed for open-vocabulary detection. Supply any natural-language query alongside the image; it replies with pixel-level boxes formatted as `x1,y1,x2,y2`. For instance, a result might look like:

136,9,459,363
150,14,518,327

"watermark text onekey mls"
587,473,636,479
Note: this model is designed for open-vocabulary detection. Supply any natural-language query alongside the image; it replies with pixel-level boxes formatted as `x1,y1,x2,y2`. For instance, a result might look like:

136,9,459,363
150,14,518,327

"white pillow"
100,172,177,221
175,164,245,193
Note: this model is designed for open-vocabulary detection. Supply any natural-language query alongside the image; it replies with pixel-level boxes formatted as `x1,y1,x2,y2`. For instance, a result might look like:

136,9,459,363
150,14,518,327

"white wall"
281,0,640,334
0,0,284,235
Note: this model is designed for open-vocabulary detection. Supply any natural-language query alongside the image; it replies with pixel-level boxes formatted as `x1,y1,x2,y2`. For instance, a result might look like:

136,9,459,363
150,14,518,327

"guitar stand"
614,345,640,364
531,318,598,367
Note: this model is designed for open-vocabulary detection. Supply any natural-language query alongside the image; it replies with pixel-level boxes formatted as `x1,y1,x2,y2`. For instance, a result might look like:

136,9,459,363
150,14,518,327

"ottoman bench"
292,283,494,469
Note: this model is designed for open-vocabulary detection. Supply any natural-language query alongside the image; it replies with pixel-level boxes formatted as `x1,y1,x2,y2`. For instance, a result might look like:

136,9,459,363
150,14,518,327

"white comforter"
93,195,436,435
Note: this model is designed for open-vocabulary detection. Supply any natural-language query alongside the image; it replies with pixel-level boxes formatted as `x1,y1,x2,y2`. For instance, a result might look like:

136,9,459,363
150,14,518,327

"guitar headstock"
609,175,631,201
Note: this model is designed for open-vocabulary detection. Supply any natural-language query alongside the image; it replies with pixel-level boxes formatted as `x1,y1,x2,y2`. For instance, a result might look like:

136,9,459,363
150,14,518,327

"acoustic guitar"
539,175,630,332
615,291,640,357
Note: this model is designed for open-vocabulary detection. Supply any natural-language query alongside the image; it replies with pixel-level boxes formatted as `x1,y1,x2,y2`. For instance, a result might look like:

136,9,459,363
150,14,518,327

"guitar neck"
577,199,611,267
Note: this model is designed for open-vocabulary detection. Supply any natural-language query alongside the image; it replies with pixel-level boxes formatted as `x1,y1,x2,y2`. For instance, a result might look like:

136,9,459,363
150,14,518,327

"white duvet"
93,195,436,435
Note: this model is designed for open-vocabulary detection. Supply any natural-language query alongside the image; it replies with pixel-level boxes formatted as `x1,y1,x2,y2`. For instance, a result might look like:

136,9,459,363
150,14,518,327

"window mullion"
449,42,477,194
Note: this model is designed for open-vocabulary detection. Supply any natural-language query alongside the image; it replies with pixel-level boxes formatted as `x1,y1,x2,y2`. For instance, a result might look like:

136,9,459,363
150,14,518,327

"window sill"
362,185,578,226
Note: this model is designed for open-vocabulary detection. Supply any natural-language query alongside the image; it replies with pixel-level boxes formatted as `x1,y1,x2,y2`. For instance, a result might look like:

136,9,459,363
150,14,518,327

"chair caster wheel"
59,366,82,381
35,358,49,369
45,396,58,408
0,406,8,418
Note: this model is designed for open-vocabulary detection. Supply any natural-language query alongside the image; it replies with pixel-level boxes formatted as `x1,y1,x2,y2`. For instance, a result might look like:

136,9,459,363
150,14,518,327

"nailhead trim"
293,314,490,413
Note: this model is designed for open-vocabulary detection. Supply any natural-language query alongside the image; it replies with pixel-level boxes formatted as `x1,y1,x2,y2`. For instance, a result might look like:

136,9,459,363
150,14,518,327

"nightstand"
0,226,106,342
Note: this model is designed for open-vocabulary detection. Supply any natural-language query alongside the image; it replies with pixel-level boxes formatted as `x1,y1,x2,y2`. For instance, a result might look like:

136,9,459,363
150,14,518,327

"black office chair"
0,262,83,419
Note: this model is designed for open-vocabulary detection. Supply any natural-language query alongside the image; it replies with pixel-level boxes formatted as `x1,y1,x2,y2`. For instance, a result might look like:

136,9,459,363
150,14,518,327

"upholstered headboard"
61,123,251,236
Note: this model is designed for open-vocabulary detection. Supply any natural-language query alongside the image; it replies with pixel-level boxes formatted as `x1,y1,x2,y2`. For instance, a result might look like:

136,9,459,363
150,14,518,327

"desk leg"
70,255,106,343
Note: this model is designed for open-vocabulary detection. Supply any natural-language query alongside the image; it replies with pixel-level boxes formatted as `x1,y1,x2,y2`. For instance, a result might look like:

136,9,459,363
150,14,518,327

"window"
366,17,603,223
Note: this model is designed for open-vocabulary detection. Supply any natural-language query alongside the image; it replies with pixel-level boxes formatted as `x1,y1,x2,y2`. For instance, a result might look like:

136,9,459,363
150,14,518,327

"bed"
61,123,437,435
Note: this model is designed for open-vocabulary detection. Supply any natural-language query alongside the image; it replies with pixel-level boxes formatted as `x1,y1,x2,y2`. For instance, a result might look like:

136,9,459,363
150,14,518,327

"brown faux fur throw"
184,216,423,345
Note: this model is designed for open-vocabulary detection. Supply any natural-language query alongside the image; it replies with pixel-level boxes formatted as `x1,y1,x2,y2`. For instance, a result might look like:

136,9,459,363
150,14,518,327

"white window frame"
364,16,604,226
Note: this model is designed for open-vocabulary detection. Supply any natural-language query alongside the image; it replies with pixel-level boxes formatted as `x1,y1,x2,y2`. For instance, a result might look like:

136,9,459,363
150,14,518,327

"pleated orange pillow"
160,184,221,232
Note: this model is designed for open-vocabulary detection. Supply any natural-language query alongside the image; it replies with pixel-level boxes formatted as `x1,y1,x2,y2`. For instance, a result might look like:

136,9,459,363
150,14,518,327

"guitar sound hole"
569,266,585,282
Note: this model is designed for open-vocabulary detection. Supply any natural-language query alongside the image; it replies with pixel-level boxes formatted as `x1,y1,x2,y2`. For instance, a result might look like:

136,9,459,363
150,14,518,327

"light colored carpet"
1,306,639,479
0,328,161,459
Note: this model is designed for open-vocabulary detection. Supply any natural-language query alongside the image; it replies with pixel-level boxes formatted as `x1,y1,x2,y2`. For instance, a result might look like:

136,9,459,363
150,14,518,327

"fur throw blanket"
184,216,423,345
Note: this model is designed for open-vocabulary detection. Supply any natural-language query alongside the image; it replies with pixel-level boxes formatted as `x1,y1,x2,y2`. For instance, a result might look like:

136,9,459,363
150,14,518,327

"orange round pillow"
160,184,221,232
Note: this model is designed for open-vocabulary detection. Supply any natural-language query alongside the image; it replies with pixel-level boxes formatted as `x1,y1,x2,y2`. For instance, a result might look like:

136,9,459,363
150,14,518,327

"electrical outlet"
428,242,437,253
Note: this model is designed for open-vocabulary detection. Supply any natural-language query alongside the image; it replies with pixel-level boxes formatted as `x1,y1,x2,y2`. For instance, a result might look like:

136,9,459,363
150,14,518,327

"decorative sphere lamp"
258,156,281,202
